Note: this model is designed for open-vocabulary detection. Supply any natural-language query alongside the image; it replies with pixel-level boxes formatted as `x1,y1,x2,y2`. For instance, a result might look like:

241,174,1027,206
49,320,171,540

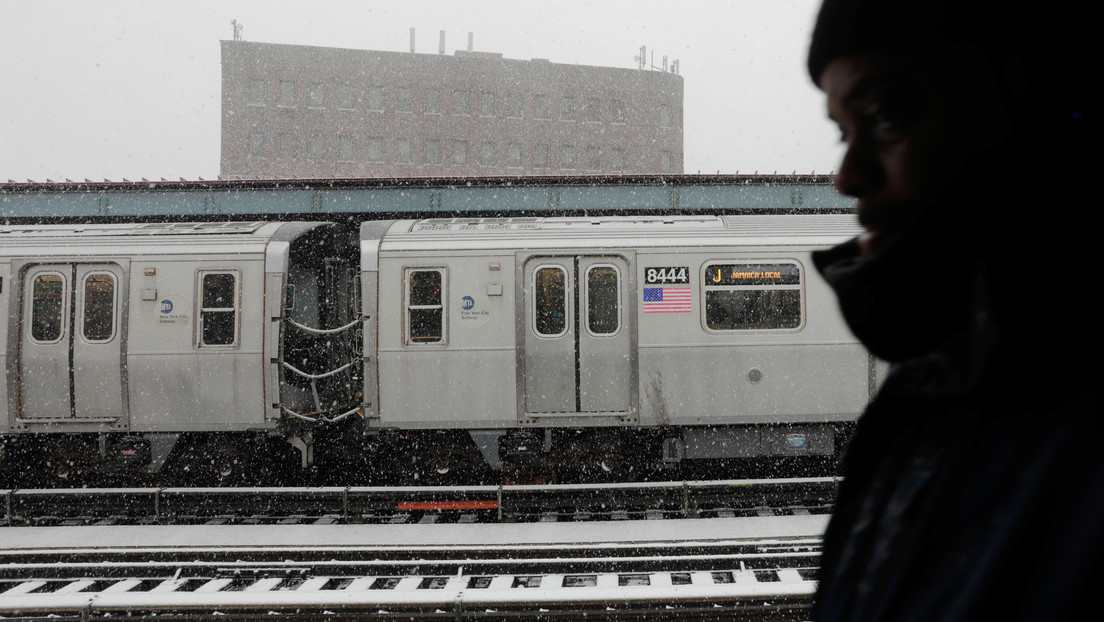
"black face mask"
813,171,984,363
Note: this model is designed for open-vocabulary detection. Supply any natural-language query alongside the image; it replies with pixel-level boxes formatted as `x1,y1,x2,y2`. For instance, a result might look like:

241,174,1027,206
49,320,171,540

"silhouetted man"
806,1,1101,620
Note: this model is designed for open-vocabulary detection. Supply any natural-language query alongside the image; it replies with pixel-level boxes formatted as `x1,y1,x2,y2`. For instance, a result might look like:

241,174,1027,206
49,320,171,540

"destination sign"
705,263,800,286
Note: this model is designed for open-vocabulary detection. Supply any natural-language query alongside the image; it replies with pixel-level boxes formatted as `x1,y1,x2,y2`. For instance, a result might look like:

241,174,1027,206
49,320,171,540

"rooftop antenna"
439,30,445,55
231,19,243,41
410,27,415,53
634,45,679,74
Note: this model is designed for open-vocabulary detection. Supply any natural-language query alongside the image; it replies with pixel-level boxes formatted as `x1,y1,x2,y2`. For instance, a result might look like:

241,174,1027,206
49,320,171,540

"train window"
586,265,620,336
199,271,238,346
534,266,568,337
82,273,116,342
30,272,66,343
703,262,802,330
406,268,444,344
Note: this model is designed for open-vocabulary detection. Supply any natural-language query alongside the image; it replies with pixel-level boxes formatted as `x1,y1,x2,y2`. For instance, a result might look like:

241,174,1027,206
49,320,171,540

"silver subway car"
0,221,357,483
0,215,874,484
359,214,876,478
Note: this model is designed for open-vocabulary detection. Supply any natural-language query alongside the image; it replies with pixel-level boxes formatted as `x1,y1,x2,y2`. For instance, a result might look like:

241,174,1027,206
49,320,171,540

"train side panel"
126,254,268,432
1,224,286,441
635,247,870,428
374,251,518,429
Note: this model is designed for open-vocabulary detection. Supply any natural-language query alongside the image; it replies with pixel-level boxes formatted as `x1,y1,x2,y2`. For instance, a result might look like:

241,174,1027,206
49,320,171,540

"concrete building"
219,39,684,179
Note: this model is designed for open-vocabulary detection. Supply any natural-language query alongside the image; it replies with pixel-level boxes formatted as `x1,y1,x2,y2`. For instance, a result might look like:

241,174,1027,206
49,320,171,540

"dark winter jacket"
809,147,1103,621
808,137,1099,622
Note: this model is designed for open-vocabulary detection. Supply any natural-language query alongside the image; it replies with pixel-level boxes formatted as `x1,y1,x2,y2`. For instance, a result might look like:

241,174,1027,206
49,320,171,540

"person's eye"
863,87,923,140
873,110,908,138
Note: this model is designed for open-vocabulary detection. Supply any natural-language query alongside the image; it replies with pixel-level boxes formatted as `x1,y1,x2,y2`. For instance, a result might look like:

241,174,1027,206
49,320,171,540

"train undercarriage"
0,419,850,489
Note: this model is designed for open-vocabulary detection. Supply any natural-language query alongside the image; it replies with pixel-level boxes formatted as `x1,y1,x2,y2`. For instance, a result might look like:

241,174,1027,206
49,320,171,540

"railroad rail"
0,514,823,620
1,477,838,526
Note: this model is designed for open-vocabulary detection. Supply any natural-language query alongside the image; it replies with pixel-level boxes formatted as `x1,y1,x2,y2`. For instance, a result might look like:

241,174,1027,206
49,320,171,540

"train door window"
406,268,445,344
585,265,620,336
198,271,239,346
533,265,568,337
703,262,803,331
30,272,67,343
82,272,116,342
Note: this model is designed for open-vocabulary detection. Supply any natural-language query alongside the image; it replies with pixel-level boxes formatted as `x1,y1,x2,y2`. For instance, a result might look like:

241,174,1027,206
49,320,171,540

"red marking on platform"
397,500,499,511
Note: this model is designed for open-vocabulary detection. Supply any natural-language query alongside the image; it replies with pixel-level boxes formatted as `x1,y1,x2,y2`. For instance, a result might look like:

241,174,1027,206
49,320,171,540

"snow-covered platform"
0,514,827,554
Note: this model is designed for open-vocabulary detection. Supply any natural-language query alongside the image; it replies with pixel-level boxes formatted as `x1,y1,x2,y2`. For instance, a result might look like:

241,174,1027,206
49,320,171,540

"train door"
522,255,635,416
19,262,128,421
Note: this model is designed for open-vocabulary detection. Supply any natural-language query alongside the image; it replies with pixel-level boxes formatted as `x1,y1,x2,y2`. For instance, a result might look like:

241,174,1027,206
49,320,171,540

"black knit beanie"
807,0,1004,86
807,0,1098,131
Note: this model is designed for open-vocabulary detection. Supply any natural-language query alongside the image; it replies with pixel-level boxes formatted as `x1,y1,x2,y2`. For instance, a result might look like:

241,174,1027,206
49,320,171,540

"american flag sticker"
643,286,692,313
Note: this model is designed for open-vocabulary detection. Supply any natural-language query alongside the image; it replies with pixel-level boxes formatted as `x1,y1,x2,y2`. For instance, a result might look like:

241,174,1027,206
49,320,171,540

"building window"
561,95,575,121
425,139,441,165
479,141,495,166
338,134,355,162
308,134,325,161
425,88,441,114
507,142,522,168
586,98,601,122
367,86,384,112
611,148,625,172
394,138,412,164
278,80,295,107
586,146,601,171
559,144,575,170
660,104,672,128
277,132,295,160
703,263,803,331
452,90,469,115
534,94,551,119
247,132,265,158
308,82,324,108
507,92,522,118
246,79,265,105
367,136,384,163
199,271,238,347
406,268,445,344
82,273,117,343
480,91,495,117
396,87,412,112
533,143,550,169
336,84,356,110
612,99,626,124
452,140,468,166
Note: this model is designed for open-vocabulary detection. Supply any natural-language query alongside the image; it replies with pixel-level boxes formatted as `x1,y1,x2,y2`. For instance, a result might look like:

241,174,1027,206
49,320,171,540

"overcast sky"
0,0,843,182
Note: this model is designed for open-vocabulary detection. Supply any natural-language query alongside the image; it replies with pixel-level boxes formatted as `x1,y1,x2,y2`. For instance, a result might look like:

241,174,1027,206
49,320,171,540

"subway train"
0,215,877,485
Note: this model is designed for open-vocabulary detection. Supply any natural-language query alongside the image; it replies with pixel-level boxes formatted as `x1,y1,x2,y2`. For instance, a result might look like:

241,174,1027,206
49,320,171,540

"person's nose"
835,136,882,199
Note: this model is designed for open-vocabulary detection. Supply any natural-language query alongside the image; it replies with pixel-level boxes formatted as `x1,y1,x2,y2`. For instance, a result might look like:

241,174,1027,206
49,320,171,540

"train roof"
0,221,305,258
0,221,277,237
378,214,862,251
